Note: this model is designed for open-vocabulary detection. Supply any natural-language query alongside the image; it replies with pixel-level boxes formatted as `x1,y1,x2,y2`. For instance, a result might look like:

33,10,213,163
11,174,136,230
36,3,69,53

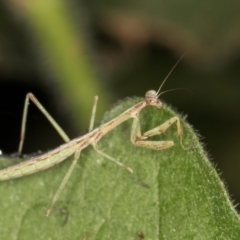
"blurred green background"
0,0,240,212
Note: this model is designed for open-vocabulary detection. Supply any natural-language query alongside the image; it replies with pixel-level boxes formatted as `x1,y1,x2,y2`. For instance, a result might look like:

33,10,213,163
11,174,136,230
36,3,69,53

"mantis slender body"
0,56,186,217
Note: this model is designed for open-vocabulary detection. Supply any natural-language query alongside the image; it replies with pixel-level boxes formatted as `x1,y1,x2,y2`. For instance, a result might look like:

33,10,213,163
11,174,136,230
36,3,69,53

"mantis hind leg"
18,94,99,155
18,93,70,155
45,97,98,217
46,149,81,217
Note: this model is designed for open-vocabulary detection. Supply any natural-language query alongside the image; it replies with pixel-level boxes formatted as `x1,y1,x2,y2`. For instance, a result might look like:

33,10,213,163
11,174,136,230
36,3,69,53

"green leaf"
0,97,239,239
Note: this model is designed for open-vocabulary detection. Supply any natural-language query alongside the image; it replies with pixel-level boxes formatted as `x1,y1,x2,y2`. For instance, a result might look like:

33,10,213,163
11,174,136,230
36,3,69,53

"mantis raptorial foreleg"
131,115,185,150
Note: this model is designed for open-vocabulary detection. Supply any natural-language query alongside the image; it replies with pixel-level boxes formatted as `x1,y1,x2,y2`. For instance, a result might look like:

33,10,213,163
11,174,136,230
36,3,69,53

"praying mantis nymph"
0,55,188,217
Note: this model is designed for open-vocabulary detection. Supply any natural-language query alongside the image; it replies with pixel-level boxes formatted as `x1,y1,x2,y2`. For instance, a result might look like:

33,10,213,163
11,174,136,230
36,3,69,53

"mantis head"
145,90,162,108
